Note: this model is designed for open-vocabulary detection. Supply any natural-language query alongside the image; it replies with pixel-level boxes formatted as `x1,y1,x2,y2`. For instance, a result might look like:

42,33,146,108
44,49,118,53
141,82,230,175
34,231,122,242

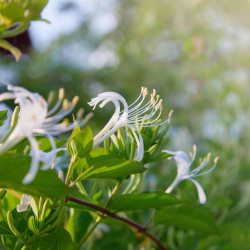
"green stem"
65,155,76,185
77,216,102,250
77,181,122,249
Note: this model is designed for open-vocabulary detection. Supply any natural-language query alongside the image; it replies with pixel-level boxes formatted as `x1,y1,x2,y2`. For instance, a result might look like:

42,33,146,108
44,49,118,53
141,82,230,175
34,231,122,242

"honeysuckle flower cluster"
164,145,219,204
88,87,173,161
0,84,91,184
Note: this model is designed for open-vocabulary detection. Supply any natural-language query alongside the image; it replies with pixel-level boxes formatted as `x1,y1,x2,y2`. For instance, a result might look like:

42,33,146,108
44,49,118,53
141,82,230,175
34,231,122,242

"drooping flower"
0,84,91,184
164,145,219,204
88,87,172,161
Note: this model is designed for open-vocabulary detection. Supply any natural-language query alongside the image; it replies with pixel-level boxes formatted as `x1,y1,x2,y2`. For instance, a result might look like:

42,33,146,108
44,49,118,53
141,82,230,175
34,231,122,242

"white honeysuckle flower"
88,87,172,161
0,84,91,184
164,145,219,204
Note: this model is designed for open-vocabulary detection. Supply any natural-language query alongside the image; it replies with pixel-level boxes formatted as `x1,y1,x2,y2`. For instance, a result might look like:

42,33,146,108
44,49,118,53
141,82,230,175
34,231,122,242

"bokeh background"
1,0,250,249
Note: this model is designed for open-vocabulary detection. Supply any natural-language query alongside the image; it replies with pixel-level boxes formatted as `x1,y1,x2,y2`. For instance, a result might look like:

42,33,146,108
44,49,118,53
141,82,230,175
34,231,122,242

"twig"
67,195,166,250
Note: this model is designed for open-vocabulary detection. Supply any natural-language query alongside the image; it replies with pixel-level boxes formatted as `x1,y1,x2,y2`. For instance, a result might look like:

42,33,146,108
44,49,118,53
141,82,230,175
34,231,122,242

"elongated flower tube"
0,84,91,184
88,87,172,161
164,145,219,204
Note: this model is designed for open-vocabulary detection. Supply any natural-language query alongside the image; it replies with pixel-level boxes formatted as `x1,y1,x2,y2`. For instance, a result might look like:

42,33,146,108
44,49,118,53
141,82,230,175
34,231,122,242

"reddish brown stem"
67,195,166,250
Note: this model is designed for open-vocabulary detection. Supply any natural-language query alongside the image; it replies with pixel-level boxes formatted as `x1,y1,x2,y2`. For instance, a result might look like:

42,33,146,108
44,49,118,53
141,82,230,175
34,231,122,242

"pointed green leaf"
71,148,122,181
109,192,180,212
69,126,93,158
76,159,145,181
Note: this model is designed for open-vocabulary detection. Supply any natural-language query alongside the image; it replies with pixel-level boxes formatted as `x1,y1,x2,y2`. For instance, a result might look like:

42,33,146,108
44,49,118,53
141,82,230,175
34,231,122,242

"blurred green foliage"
1,0,250,249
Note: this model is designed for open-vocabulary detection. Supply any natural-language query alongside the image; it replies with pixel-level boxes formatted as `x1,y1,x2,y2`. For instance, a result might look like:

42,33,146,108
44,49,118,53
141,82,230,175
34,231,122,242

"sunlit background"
1,0,250,248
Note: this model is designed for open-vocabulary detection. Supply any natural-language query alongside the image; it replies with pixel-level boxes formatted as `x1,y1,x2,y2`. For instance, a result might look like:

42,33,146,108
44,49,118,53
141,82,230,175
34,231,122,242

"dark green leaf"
69,126,93,158
109,192,180,212
71,148,122,181
0,110,8,127
0,154,73,198
0,221,14,237
154,205,220,235
76,159,145,181
30,226,73,250
66,210,92,243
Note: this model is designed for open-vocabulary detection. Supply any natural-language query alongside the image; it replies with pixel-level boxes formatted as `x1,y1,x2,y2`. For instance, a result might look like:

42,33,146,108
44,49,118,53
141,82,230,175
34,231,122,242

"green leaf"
0,153,73,198
69,126,93,158
0,3,24,25
67,122,82,155
0,39,21,61
25,0,49,21
30,226,73,250
71,148,122,181
76,158,145,181
0,221,14,237
66,210,92,243
154,205,220,235
0,110,8,127
109,192,180,212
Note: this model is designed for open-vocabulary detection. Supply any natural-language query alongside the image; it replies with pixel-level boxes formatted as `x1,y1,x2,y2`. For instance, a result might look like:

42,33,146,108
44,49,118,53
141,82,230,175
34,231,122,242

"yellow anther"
141,87,144,93
62,99,70,110
144,87,148,96
207,152,211,159
193,144,197,153
58,171,63,180
47,91,55,103
155,99,162,110
39,97,44,107
214,156,219,163
151,94,156,106
77,108,85,118
72,96,79,105
86,112,94,120
168,110,174,118
189,152,193,158
59,88,65,99
152,89,156,97
62,118,70,127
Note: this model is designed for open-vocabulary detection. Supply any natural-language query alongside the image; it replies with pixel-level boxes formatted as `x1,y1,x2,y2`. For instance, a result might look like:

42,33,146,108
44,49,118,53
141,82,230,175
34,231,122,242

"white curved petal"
162,149,192,177
129,126,144,161
189,178,207,204
22,136,40,184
